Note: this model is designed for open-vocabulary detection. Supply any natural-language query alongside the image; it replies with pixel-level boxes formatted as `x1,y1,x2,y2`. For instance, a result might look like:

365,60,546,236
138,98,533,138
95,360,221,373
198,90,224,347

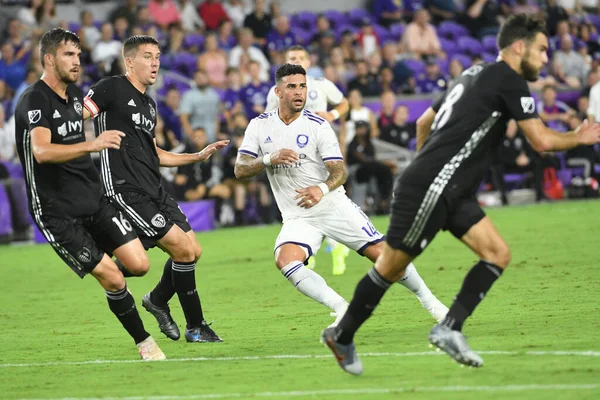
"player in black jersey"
83,35,229,343
14,28,166,360
322,14,600,373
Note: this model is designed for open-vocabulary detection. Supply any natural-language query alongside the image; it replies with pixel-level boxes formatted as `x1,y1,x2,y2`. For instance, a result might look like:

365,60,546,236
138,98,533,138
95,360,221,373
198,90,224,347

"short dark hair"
275,63,306,84
286,45,308,55
39,28,80,68
122,35,160,58
497,14,548,51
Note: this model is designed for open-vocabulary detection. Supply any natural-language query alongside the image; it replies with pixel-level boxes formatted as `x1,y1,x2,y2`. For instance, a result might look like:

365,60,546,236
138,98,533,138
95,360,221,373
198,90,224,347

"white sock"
281,261,347,312
397,263,438,309
325,237,339,249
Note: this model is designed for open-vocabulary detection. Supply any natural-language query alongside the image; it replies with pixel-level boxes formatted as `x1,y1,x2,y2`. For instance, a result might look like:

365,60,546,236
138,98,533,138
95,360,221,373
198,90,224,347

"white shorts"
273,196,384,260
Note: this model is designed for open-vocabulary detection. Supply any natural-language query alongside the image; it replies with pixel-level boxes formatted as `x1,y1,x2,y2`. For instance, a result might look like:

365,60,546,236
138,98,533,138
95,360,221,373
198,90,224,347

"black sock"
172,260,204,329
442,260,504,331
150,258,176,306
234,209,244,226
336,267,392,345
115,259,135,278
106,285,150,344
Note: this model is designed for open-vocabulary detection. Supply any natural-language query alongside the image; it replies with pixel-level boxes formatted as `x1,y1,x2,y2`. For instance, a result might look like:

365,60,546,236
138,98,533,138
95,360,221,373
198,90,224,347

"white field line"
19,384,600,400
1,350,599,369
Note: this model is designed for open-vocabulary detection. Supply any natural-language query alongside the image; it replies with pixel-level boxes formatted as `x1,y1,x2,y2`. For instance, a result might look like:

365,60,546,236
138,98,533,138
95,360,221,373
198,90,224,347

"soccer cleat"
428,324,484,367
142,293,180,341
331,244,349,275
185,321,224,343
307,256,316,270
427,300,449,323
321,327,363,375
137,336,166,361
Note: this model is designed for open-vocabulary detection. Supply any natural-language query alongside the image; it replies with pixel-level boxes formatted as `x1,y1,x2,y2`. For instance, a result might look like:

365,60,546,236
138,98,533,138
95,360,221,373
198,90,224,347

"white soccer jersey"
239,109,345,222
265,76,344,113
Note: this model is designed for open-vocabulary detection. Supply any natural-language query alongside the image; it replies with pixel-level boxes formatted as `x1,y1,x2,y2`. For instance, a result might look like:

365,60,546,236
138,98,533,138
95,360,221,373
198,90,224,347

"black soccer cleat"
142,293,181,341
185,321,223,343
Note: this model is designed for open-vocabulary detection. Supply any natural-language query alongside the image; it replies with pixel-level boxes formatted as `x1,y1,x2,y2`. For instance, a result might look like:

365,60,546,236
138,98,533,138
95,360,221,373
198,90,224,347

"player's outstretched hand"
197,140,230,162
577,119,600,145
295,186,323,209
270,149,299,166
92,130,125,151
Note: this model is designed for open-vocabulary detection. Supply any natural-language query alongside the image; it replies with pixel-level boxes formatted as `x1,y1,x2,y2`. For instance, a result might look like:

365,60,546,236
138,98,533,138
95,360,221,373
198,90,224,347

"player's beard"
56,64,77,84
520,51,540,82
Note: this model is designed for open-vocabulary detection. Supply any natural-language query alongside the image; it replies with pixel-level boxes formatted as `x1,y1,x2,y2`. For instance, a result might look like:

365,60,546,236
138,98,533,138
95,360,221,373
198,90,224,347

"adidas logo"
264,136,272,143
128,99,136,107
53,110,61,119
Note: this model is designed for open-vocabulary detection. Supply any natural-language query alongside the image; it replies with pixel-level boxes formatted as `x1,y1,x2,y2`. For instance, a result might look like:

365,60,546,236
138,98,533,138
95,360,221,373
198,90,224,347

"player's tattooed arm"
234,153,267,178
324,160,348,191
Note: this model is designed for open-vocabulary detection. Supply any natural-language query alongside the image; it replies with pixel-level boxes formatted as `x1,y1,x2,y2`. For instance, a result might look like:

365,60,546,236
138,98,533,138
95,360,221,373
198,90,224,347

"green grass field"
1,201,599,400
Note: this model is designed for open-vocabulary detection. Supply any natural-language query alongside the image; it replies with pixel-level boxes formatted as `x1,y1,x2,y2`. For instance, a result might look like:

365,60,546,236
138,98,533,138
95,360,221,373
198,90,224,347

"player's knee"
98,266,126,292
126,253,150,276
173,241,196,262
484,244,511,269
275,247,306,270
193,242,202,262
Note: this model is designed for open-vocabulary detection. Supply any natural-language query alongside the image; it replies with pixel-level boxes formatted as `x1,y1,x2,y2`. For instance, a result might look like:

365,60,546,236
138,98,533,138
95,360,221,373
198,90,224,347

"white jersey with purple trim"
265,76,344,113
239,108,345,222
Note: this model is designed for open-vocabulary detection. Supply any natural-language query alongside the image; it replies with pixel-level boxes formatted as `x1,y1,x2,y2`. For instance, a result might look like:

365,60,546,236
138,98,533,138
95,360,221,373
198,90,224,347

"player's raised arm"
155,138,229,167
518,118,600,152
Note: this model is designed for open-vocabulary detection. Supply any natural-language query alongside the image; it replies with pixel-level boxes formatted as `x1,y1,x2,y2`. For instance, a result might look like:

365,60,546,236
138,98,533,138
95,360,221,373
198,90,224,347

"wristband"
317,182,330,195
330,109,340,120
262,153,272,166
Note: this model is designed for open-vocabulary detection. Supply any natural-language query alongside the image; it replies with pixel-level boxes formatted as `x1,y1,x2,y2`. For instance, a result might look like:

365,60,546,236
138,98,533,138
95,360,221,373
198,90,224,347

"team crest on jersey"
77,247,92,263
296,134,309,148
74,101,83,116
28,109,41,124
308,90,317,100
520,97,535,114
151,213,166,228
149,104,155,119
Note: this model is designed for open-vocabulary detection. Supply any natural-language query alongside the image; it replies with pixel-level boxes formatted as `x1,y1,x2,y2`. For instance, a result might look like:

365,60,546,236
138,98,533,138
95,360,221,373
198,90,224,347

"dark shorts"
36,196,138,278
386,183,486,256
109,189,192,250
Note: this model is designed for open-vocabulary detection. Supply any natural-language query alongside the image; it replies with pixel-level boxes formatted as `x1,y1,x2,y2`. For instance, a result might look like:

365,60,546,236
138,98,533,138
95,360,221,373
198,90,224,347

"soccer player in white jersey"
235,63,448,326
265,45,351,276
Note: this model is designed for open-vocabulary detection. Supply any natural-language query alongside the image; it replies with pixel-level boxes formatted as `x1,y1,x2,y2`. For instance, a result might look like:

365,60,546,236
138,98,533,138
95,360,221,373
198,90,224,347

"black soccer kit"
84,75,191,249
15,80,138,277
388,62,538,256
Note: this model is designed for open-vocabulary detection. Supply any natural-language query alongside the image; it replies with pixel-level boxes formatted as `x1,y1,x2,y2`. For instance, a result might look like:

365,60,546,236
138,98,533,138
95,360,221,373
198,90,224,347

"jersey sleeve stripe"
239,149,258,157
323,157,343,161
83,97,100,118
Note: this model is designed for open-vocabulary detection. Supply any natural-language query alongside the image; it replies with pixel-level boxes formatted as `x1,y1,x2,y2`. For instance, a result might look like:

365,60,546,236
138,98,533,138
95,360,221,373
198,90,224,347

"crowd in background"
2,0,600,231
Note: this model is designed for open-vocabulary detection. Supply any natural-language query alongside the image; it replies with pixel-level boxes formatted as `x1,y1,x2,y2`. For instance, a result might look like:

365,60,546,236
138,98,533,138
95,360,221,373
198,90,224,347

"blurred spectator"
221,128,249,225
155,114,180,152
379,104,415,148
0,103,16,161
164,23,185,54
199,0,230,31
240,60,270,119
415,59,448,94
5,19,31,62
311,14,331,44
314,31,337,68
18,0,44,32
347,60,381,97
78,10,101,55
448,58,465,83
224,0,252,29
198,33,228,88
372,0,403,27
136,7,158,37
180,0,205,32
510,0,541,15
159,87,183,142
342,89,379,147
565,114,599,180
544,0,569,36
339,30,359,65
329,47,354,88
0,43,27,91
222,67,245,130
358,22,380,59
113,16,131,42
244,0,272,46
490,120,545,205
550,19,571,51
587,71,600,122
578,24,599,58
109,0,139,26
379,66,397,93
402,9,444,59
465,0,502,39
266,15,296,57
148,0,181,30
347,120,393,214
426,0,459,24
536,85,575,132
557,0,583,15
217,20,237,51
378,90,397,130
228,28,270,82
576,95,589,120
381,42,413,91
552,34,590,88
0,80,10,120
92,23,123,77
11,68,38,117
173,127,231,201
180,70,222,141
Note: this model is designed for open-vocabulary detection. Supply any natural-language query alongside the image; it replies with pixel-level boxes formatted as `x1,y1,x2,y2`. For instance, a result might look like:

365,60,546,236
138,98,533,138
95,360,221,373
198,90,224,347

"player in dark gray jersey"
322,14,600,373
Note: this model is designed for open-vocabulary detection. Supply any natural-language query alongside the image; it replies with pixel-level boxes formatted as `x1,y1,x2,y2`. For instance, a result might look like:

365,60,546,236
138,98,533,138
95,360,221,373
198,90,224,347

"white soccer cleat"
137,336,166,361
427,300,449,323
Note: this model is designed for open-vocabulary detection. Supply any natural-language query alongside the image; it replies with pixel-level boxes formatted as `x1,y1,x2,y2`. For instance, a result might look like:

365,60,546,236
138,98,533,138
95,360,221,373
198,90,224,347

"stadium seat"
481,35,497,53
457,36,483,56
451,54,472,69
173,52,198,77
438,58,449,74
403,59,426,75
0,185,13,239
183,34,205,51
439,37,458,56
388,23,405,40
372,24,390,42
293,11,318,30
294,28,313,45
68,22,80,33
482,52,497,63
438,21,469,39
347,8,373,26
322,10,348,29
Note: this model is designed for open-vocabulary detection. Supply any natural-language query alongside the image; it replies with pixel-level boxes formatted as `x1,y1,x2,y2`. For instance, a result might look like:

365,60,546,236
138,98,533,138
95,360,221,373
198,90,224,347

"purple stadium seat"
439,37,458,56
295,28,313,45
173,52,198,77
482,52,497,63
388,23,405,40
504,173,531,190
438,21,469,39
481,35,497,53
372,24,390,42
1,161,23,179
183,34,205,50
348,8,373,26
408,138,417,151
0,185,13,238
323,10,348,29
586,14,600,30
403,59,426,75
451,54,473,69
457,36,483,56
68,22,80,33
294,11,318,30
438,58,449,74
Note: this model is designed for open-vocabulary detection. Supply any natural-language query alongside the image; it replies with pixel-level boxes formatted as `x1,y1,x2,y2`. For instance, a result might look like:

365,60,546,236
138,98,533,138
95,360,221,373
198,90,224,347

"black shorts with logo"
37,196,138,278
109,188,192,250
386,182,486,256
